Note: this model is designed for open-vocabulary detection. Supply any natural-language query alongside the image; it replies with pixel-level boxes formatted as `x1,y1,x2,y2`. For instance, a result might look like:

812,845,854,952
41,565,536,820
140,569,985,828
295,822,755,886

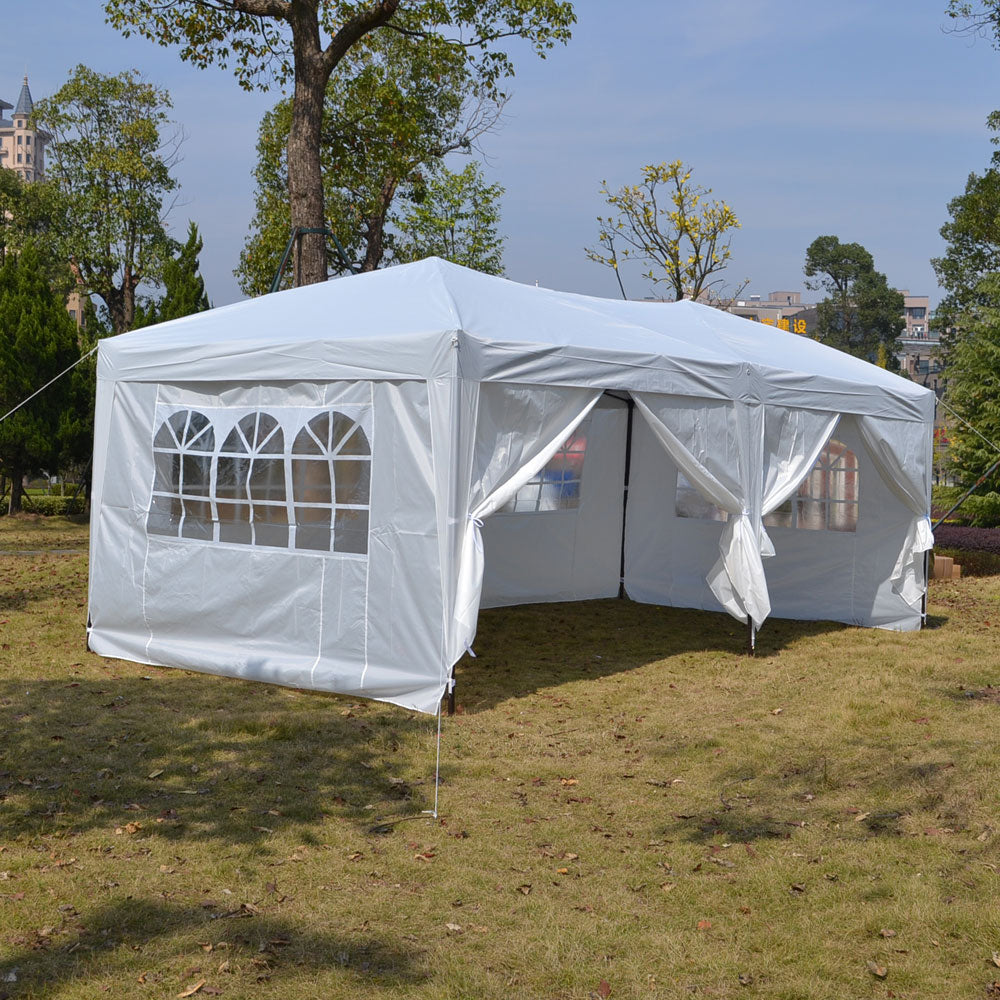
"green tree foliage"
136,222,211,325
946,1,1000,42
103,0,575,286
32,65,180,334
803,235,904,369
586,161,742,301
0,245,81,514
237,29,501,294
0,169,70,284
939,273,1000,486
394,162,504,273
931,168,1000,338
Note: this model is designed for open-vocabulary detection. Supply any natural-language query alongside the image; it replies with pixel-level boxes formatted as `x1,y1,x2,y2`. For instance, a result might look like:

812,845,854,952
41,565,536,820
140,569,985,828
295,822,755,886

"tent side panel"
624,413,727,613
480,397,627,607
623,409,922,630
88,379,448,714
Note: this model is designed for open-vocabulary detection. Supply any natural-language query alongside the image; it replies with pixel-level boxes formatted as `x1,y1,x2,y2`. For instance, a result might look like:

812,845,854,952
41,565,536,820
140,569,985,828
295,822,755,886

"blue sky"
3,1,998,307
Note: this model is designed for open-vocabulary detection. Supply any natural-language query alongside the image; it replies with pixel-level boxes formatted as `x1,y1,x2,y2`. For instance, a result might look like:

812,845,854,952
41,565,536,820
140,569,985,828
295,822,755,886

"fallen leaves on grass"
866,961,888,979
177,981,206,997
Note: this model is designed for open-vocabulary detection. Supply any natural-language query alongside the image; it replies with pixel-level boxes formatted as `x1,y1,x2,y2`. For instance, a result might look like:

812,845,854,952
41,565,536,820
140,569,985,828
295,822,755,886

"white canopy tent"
88,258,935,714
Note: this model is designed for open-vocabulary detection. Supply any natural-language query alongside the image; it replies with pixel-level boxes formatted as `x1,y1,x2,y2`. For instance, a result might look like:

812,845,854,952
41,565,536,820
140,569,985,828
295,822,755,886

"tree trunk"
288,12,330,286
285,0,401,286
8,468,24,515
360,175,399,272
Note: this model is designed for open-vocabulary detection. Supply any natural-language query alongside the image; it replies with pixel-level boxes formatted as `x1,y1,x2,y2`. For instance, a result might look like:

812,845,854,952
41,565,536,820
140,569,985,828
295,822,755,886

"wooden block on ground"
952,563,962,580
933,555,954,580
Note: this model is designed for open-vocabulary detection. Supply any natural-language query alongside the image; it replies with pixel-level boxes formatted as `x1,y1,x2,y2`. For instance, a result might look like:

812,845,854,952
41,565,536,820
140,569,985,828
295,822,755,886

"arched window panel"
149,409,214,539
148,406,370,555
291,412,371,553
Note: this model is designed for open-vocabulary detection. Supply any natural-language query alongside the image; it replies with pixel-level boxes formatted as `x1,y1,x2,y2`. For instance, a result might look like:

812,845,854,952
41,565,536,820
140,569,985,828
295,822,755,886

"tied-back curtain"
760,407,841,557
451,385,602,656
633,394,771,627
857,415,933,608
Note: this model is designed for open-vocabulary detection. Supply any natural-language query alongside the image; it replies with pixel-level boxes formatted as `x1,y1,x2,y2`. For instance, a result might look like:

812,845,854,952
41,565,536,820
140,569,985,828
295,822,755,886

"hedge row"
19,494,86,516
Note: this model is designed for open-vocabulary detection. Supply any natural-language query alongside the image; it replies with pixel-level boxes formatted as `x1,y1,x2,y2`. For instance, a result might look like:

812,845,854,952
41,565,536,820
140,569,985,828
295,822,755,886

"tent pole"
618,395,635,600
447,666,456,716
747,620,755,656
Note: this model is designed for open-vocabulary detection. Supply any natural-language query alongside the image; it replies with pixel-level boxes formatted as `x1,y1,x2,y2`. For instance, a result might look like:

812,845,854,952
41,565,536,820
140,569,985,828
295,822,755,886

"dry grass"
1,518,999,998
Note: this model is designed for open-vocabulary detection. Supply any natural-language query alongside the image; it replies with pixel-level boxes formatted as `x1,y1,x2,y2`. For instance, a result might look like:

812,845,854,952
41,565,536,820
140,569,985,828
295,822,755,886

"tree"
585,161,742,302
104,0,575,287
236,29,502,294
931,168,1000,337
137,221,211,325
32,65,181,334
394,162,504,273
0,170,68,279
0,245,81,514
803,235,904,368
946,1,1000,41
938,272,1000,486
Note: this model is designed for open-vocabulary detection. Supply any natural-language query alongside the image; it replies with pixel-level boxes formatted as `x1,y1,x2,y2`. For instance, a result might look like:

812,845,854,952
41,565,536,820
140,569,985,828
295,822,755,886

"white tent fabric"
857,415,935,608
87,257,935,715
450,384,602,658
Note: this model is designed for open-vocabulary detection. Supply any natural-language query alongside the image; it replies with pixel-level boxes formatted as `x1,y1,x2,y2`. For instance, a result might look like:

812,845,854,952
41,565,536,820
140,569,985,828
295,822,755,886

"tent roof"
99,257,934,421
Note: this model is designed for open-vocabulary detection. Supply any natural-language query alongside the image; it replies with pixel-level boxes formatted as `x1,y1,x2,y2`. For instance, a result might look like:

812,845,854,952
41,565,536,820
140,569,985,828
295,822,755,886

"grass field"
1,516,999,998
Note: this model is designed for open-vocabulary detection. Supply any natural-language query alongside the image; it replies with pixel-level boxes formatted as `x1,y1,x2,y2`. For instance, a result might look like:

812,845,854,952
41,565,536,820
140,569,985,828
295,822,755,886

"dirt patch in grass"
1,524,999,998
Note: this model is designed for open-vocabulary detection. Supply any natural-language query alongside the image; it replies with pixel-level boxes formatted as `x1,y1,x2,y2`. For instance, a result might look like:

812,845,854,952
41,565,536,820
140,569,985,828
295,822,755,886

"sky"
2,1,998,308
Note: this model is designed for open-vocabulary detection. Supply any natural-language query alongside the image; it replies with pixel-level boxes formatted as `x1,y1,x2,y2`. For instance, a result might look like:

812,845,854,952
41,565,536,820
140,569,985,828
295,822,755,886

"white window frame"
148,405,372,557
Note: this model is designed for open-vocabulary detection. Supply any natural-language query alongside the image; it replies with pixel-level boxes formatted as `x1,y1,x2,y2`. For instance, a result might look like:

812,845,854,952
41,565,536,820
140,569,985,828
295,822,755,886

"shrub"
20,493,86,516
962,492,1000,528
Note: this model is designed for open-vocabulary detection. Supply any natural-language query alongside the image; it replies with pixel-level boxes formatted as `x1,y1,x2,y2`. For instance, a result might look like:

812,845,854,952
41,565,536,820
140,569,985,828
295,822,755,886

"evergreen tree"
139,222,211,326
0,244,81,513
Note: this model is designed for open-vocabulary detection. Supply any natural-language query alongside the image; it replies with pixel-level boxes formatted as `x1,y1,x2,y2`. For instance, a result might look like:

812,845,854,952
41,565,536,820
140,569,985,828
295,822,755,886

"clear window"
291,412,371,554
675,471,728,522
217,412,287,548
149,409,215,540
674,439,860,532
148,408,371,555
763,440,859,532
499,422,589,514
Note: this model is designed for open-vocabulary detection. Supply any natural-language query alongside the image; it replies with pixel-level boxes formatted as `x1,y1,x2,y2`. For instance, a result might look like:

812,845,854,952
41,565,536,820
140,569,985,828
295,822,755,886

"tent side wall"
480,395,628,608
623,412,924,630
88,376,453,713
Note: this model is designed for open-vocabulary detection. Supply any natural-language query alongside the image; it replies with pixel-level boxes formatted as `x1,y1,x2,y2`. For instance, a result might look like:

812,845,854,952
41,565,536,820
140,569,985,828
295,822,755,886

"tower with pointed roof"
0,76,48,182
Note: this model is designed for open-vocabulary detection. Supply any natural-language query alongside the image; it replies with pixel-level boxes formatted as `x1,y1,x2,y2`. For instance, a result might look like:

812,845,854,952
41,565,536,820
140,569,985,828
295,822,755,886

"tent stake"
427,701,443,819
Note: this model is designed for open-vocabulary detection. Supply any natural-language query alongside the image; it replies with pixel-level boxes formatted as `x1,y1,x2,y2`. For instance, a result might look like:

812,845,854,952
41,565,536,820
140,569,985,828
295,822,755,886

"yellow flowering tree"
585,160,741,301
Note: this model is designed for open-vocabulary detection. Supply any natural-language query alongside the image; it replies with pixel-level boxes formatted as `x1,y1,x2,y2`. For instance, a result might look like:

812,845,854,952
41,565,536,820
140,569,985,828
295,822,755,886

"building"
0,77,47,182
1,77,84,326
895,291,942,393
730,290,815,335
